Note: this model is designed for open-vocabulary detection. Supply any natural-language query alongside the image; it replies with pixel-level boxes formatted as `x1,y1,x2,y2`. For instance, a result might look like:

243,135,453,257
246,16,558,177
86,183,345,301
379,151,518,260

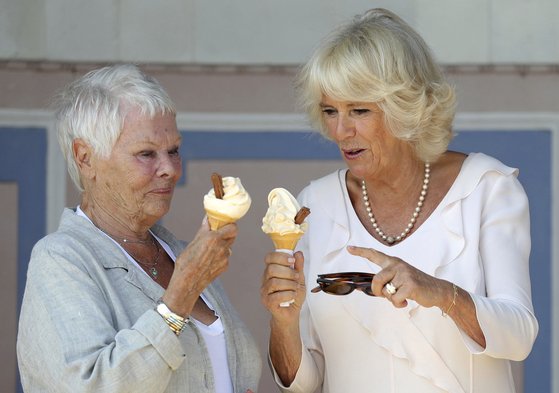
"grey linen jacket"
17,208,262,393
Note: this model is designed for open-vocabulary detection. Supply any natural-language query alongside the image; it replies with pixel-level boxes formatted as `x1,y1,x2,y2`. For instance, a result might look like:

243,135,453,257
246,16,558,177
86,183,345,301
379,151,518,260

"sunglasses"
311,272,375,296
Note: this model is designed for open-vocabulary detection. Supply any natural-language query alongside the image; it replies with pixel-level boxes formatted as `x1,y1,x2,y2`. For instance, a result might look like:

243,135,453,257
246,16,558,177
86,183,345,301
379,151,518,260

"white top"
273,153,538,393
76,207,233,393
192,313,234,393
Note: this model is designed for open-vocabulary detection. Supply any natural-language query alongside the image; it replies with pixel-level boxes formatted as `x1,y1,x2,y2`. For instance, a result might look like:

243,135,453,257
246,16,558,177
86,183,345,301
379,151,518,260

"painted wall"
2,0,559,64
1,118,555,393
1,2,558,391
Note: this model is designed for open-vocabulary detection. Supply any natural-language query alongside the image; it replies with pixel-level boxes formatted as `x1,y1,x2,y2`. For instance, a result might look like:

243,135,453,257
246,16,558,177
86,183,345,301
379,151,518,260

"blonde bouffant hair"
295,8,456,163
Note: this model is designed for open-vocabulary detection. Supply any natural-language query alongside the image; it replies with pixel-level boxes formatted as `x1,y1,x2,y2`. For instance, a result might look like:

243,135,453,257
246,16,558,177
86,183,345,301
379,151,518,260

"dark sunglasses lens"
321,281,354,295
359,283,374,296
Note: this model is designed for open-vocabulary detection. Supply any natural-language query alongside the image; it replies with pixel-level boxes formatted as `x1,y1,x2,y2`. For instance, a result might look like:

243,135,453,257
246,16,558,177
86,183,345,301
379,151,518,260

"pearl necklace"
361,162,430,245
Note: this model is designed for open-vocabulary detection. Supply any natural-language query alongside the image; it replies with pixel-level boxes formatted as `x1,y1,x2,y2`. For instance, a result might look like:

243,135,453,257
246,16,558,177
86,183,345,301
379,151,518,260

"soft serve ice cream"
262,187,310,307
262,188,308,235
262,188,308,245
204,175,251,230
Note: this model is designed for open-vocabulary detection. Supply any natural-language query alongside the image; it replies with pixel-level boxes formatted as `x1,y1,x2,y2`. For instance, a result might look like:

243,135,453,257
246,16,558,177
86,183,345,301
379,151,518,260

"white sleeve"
269,187,325,392
465,172,539,360
270,302,324,393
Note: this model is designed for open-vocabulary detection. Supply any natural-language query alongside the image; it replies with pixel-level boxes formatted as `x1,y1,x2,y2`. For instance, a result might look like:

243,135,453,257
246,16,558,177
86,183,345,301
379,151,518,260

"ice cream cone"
269,232,303,307
206,210,236,231
269,232,303,251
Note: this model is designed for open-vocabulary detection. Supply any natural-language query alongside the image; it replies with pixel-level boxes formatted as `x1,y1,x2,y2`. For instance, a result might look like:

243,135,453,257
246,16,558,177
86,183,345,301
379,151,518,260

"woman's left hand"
347,245,451,309
162,217,237,316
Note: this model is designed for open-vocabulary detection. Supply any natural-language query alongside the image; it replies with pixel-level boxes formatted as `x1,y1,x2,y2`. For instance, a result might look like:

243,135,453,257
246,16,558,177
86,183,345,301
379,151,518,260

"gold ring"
385,282,397,295
227,247,232,256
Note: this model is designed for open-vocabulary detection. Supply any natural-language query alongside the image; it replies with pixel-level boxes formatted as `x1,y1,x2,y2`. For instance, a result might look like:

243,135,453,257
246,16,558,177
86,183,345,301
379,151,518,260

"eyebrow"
319,102,368,108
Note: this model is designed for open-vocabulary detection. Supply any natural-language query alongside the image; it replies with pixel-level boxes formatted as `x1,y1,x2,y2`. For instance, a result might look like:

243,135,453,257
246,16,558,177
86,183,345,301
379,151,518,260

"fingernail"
287,257,295,263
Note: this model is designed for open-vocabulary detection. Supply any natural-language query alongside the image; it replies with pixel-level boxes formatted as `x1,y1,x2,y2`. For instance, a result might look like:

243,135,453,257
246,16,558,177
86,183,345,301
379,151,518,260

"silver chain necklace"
361,162,430,245
100,229,162,279
128,238,161,279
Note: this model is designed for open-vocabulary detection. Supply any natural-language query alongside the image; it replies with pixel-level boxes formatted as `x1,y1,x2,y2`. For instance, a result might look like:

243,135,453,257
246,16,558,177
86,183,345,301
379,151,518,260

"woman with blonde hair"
261,8,538,392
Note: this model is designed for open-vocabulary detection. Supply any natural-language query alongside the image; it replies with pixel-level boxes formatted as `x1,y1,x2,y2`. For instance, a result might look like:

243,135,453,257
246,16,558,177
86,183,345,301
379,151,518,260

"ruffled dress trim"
303,153,517,392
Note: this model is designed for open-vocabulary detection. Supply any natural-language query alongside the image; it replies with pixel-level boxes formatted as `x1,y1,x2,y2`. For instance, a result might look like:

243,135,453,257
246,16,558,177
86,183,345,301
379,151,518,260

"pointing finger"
347,245,391,268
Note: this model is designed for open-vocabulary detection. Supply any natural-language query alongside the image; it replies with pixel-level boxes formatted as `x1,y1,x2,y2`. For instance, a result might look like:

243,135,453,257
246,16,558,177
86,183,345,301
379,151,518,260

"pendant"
149,267,158,278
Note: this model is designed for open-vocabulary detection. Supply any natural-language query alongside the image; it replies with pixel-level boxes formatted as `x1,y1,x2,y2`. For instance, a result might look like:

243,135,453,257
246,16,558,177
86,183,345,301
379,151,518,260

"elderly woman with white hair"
260,8,538,393
17,64,261,393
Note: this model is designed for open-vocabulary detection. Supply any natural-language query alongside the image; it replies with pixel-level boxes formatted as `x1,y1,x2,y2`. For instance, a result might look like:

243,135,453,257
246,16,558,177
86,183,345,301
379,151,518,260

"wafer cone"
206,210,236,231
268,232,303,307
269,232,303,251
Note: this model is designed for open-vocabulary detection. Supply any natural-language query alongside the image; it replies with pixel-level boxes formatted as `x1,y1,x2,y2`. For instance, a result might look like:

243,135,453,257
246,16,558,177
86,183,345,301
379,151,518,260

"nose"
156,153,182,180
332,113,355,140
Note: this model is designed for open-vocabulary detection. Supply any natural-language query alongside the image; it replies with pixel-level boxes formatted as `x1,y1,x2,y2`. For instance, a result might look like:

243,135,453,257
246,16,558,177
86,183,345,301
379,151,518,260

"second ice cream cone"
269,232,303,251
206,210,236,231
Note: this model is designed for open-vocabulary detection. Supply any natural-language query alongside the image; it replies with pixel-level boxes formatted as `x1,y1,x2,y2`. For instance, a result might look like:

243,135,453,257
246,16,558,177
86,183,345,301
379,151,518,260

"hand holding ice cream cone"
262,188,310,306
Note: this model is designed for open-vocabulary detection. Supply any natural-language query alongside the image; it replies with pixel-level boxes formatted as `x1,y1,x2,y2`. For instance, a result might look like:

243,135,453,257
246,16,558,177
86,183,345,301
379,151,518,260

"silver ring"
385,282,397,295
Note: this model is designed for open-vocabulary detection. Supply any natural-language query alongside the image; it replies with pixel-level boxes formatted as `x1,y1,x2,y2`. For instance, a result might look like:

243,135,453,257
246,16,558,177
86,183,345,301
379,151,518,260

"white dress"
273,153,538,393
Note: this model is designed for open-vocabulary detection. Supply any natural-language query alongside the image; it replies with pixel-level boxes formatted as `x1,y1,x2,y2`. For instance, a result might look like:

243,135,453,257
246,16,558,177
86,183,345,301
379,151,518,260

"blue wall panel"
0,127,47,309
0,126,47,393
2,127,551,392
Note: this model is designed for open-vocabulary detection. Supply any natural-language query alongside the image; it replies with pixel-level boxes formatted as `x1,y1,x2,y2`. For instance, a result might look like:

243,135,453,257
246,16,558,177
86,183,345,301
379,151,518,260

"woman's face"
320,95,411,180
92,108,182,226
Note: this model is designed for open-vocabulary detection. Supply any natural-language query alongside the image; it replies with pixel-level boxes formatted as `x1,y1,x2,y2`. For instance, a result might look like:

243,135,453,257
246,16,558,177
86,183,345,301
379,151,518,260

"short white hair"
53,64,176,191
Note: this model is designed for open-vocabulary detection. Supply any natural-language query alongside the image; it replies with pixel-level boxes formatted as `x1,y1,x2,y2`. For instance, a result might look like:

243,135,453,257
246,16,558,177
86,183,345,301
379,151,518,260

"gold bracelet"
156,300,189,336
441,283,458,317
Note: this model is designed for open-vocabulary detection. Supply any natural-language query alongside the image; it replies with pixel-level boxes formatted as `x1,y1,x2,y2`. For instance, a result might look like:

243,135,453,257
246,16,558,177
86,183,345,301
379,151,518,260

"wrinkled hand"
164,217,237,314
347,245,446,309
261,250,306,323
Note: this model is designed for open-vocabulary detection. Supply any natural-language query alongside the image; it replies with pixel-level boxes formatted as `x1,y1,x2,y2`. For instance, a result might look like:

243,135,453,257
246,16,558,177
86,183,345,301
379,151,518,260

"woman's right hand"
163,217,237,314
262,250,306,386
260,250,306,324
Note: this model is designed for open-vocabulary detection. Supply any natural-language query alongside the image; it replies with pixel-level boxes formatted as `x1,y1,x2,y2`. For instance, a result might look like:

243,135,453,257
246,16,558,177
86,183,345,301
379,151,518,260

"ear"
72,138,96,180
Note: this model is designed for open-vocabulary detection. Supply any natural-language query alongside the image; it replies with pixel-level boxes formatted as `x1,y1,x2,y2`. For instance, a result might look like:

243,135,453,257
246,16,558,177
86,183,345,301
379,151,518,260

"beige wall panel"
2,66,559,114
156,71,299,113
0,183,19,392
491,0,559,62
1,1,559,64
194,0,412,64
0,0,46,59
195,0,332,64
449,72,559,112
0,68,79,109
120,0,196,63
45,0,118,61
416,0,489,63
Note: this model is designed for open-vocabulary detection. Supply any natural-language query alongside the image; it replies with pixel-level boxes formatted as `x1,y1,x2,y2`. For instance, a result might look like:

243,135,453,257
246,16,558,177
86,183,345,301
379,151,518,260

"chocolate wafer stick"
294,206,311,225
211,173,225,199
